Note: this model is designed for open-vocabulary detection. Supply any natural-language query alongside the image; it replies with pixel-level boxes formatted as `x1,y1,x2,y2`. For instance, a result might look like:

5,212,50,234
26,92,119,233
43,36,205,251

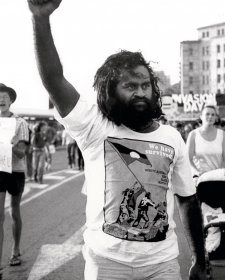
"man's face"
112,66,157,129
115,66,152,112
0,91,12,114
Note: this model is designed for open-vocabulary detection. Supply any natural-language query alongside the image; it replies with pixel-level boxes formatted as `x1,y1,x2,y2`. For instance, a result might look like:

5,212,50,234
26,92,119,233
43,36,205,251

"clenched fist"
29,0,51,4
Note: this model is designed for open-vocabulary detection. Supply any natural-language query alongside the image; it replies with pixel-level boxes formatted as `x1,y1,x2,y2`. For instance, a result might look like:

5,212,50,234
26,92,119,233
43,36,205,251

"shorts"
83,246,182,280
0,171,25,196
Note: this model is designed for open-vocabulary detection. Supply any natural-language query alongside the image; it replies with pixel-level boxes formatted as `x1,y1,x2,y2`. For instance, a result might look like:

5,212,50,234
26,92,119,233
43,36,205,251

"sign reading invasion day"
172,93,216,113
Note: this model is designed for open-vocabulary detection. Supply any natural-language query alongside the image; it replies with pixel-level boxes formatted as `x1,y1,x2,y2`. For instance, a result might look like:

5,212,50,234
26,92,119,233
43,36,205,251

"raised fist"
29,0,51,4
27,0,62,16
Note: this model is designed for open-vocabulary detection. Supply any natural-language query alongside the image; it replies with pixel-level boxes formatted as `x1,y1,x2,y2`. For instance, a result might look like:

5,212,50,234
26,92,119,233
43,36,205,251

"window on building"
224,74,225,82
206,76,209,85
189,48,193,56
217,89,221,94
206,61,210,70
202,32,205,38
217,59,221,68
224,44,225,52
207,31,209,37
217,45,220,53
202,76,205,85
189,76,193,85
217,74,221,83
202,61,205,70
222,29,225,35
202,47,205,56
202,90,205,94
217,29,220,36
189,62,193,70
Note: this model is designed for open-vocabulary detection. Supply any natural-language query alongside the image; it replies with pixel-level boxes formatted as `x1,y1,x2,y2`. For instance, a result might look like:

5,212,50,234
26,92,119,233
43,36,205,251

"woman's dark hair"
93,50,162,124
35,121,47,133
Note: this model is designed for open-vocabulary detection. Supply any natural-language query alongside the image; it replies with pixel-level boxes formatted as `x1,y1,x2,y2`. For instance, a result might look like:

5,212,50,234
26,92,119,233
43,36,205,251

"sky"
1,0,225,111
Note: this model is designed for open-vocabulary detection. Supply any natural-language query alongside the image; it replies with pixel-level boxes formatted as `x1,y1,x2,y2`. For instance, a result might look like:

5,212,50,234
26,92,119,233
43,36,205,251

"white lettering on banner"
0,118,16,173
0,143,12,173
172,93,216,112
0,118,16,143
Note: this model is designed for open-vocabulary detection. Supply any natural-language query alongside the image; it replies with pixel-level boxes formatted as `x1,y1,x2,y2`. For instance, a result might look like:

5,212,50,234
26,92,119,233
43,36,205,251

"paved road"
2,147,192,280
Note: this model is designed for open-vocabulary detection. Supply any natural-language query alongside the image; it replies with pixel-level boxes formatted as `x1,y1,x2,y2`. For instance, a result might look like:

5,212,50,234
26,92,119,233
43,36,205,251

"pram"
196,169,225,280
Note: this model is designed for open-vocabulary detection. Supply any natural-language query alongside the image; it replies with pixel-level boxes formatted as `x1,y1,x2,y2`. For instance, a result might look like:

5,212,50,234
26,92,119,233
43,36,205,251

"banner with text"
0,118,16,173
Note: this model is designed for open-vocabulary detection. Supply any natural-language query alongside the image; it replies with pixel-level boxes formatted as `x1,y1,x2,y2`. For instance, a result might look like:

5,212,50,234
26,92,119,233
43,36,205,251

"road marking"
28,182,49,189
5,171,84,212
28,225,86,280
44,175,65,180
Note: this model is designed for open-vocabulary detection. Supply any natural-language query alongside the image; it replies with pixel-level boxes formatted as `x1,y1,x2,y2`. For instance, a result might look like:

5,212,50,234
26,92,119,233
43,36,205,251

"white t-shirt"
194,128,224,175
55,96,196,267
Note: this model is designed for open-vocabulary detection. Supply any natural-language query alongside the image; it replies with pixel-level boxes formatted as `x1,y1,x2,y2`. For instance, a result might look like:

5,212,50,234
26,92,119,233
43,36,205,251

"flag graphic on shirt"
108,140,152,167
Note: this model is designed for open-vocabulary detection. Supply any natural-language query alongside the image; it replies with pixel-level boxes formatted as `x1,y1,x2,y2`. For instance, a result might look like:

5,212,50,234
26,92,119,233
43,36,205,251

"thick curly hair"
93,50,163,125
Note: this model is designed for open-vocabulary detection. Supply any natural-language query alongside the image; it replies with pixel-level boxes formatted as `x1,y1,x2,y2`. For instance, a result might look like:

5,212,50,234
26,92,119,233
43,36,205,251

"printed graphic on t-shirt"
103,137,175,242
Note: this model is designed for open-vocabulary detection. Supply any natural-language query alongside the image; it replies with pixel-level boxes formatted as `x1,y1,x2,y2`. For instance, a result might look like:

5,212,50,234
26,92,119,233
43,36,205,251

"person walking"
186,104,225,178
0,84,29,279
27,1,207,279
45,123,57,170
31,121,49,184
62,129,77,169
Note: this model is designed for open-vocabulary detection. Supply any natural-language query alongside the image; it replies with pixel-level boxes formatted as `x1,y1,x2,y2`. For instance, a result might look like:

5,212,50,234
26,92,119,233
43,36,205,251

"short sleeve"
54,95,112,150
171,133,196,196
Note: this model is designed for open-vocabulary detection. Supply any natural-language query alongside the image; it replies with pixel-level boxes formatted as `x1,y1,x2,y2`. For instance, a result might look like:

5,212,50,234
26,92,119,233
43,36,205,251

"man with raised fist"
27,1,207,279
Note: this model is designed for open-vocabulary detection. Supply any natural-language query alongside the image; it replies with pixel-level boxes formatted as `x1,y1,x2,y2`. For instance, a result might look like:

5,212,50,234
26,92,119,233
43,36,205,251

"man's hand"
189,259,207,280
12,141,27,159
28,0,62,17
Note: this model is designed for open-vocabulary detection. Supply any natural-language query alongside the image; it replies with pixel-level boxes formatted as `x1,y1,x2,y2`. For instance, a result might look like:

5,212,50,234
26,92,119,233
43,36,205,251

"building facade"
181,22,225,96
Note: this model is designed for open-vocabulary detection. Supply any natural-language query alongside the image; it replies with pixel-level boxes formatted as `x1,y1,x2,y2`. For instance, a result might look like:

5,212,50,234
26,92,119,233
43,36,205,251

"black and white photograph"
1,0,225,279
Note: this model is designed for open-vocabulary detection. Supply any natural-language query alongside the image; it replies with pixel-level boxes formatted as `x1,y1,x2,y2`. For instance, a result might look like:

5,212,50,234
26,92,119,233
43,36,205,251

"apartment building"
181,22,225,97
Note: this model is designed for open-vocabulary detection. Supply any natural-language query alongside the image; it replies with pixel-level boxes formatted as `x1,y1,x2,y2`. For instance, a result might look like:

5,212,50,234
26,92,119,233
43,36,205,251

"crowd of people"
24,120,84,184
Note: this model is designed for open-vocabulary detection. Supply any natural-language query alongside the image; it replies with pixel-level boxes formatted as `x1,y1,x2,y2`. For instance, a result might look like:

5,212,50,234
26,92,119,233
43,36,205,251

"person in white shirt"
27,1,206,279
0,84,29,279
186,104,225,178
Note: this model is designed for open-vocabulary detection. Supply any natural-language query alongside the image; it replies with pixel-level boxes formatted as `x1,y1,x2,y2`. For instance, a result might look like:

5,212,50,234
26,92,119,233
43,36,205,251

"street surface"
2,147,191,280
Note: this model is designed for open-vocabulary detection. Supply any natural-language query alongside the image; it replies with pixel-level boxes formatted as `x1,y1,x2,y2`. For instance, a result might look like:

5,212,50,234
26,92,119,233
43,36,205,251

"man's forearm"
31,14,79,116
32,15,63,93
175,194,206,268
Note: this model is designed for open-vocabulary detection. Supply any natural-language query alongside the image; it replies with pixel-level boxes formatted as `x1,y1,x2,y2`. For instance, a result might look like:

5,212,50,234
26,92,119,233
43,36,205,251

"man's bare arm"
28,0,79,117
175,194,206,279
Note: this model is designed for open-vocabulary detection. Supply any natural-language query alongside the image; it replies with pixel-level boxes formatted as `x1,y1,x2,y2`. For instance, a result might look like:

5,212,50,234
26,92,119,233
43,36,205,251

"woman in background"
186,104,225,253
186,104,225,178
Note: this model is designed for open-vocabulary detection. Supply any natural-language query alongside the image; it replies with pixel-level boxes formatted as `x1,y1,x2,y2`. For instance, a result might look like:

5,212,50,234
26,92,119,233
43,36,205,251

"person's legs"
71,143,76,167
26,149,33,180
134,258,181,280
0,192,6,271
83,246,132,280
83,246,181,280
32,150,38,182
67,143,73,168
10,191,23,259
37,151,46,183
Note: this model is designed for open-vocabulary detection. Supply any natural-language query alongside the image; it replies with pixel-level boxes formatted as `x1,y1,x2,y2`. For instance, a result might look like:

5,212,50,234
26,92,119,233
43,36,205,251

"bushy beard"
108,95,161,130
